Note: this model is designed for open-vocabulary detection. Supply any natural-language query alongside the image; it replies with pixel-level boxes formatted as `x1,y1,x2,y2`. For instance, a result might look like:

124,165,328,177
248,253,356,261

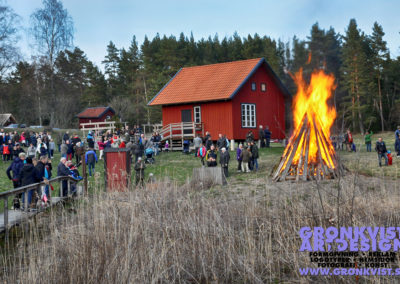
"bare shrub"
1,174,400,283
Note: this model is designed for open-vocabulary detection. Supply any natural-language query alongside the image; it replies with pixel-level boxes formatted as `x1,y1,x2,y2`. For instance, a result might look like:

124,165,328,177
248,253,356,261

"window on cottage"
194,106,201,123
261,83,266,92
241,104,256,128
251,82,256,91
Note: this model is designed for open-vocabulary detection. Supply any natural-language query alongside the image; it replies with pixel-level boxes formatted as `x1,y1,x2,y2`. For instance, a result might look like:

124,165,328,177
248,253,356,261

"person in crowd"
395,126,400,157
197,143,207,166
119,139,126,148
2,141,11,161
7,152,26,188
246,130,254,144
259,125,265,148
111,138,119,148
97,139,105,160
236,143,243,172
85,148,98,177
164,140,170,152
216,133,227,151
240,146,252,173
27,143,36,158
375,137,388,167
13,143,25,159
87,131,95,149
36,155,52,201
264,126,271,148
364,131,373,152
37,141,47,157
20,157,41,209
60,140,68,158
63,131,70,143
204,131,211,149
57,157,72,196
387,150,393,166
74,141,85,165
49,139,55,158
134,157,146,187
205,134,213,151
344,129,353,152
206,145,217,167
219,147,230,178
250,141,259,171
193,134,202,157
66,140,74,161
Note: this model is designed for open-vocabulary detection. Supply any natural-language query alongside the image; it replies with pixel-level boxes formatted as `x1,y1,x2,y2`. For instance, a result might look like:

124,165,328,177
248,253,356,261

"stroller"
145,147,155,164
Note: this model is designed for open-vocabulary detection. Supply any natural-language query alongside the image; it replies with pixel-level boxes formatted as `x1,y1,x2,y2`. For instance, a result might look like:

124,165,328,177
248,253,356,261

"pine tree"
102,41,120,98
370,22,389,131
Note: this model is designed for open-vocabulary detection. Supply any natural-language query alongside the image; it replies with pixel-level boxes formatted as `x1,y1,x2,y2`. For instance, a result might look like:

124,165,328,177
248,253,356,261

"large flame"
285,68,336,168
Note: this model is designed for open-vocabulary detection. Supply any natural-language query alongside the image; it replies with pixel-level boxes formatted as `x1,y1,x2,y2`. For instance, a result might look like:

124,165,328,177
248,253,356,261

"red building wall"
231,63,286,140
162,100,233,139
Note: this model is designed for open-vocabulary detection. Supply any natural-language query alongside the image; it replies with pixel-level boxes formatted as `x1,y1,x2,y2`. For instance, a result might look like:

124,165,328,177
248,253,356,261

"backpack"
226,138,230,148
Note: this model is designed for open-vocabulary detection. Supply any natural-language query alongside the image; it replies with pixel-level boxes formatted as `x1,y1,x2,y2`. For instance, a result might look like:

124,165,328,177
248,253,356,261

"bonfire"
273,68,344,181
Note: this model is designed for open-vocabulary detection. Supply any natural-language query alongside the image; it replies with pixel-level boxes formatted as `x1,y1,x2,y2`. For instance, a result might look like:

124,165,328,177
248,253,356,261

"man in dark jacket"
264,126,271,148
259,125,265,148
219,147,230,178
12,143,25,159
57,157,71,196
216,134,227,151
250,141,259,171
375,137,388,167
7,152,26,188
20,157,41,208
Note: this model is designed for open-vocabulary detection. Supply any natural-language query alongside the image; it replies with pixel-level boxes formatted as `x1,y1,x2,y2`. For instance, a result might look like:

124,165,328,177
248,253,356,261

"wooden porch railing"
160,122,204,141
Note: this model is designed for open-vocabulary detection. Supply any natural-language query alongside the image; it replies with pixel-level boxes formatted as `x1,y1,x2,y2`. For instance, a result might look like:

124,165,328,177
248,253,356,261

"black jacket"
217,137,227,149
57,162,70,176
36,161,52,181
219,151,230,167
375,141,387,154
20,164,41,186
251,144,259,159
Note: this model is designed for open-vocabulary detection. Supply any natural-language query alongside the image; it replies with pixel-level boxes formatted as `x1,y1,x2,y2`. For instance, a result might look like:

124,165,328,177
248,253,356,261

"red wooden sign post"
104,148,132,192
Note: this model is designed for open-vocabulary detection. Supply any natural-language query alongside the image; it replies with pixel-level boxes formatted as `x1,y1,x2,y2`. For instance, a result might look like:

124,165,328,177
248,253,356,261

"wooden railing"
160,122,204,141
0,176,81,236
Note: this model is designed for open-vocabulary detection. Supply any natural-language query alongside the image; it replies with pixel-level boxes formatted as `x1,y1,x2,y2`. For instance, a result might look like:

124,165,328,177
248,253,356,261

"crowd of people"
2,123,400,209
330,126,400,167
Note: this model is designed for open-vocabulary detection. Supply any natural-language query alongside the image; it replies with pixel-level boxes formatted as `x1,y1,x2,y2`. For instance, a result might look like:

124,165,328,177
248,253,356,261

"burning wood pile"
273,68,345,181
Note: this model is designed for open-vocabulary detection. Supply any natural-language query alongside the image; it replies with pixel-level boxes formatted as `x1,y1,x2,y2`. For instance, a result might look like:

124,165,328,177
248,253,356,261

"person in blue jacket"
85,148,98,177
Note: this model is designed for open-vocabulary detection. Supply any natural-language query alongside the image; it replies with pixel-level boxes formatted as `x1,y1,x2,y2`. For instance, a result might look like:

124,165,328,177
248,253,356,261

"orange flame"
287,68,336,167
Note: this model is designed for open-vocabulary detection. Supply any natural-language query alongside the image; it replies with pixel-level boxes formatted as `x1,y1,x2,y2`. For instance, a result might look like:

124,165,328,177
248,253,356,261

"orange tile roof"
77,107,114,118
148,58,264,106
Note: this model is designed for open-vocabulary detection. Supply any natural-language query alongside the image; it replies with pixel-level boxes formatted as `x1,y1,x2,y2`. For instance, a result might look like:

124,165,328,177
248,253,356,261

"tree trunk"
377,75,384,131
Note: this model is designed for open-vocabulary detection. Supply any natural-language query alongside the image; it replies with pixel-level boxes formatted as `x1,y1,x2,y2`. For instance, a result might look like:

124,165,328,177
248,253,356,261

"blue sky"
10,0,400,69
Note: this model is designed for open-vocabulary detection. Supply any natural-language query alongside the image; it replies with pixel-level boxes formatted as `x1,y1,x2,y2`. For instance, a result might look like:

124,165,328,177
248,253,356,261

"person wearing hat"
134,157,146,187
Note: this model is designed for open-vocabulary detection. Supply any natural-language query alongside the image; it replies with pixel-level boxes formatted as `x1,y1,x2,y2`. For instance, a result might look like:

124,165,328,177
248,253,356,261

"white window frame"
194,106,201,123
241,104,256,128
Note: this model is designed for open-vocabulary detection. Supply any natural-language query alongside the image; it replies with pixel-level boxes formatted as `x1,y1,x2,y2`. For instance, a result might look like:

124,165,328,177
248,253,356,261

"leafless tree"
30,0,74,126
0,3,21,75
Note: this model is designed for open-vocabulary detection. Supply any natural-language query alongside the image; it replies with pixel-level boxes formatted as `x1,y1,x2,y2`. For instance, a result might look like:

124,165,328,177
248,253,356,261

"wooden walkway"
0,197,65,233
0,176,83,237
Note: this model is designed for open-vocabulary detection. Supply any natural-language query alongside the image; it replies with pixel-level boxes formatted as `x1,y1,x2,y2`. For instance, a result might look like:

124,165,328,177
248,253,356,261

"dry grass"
1,168,400,283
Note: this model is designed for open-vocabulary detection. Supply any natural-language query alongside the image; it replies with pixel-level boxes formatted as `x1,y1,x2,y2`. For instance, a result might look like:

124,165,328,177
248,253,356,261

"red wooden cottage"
76,106,115,129
148,58,290,144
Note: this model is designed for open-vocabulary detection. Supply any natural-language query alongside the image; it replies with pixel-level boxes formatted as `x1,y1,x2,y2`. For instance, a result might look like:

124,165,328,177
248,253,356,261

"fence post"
59,180,63,198
24,190,28,212
82,154,88,194
67,179,71,197
4,197,8,239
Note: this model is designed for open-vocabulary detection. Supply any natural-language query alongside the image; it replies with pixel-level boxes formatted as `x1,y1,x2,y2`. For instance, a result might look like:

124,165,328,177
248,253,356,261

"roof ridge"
181,58,262,70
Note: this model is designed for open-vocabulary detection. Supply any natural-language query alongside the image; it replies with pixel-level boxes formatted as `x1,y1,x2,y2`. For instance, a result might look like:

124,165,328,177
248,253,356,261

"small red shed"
148,58,290,141
77,107,115,129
